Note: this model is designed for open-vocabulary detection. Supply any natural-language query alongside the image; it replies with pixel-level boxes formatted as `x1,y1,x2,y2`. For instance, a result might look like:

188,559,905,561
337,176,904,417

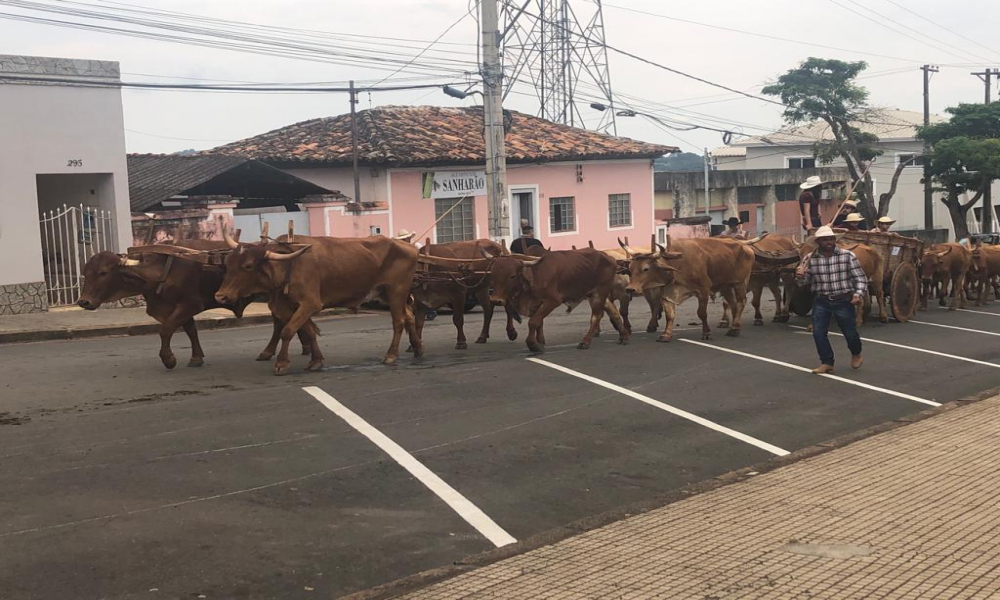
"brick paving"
400,395,1000,599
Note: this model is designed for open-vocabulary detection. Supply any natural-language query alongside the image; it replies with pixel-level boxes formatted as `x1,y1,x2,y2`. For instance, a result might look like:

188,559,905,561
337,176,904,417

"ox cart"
787,230,924,323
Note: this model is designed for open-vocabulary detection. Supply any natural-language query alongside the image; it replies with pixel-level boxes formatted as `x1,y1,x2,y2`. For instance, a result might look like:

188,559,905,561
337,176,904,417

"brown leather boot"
851,354,864,369
811,364,834,374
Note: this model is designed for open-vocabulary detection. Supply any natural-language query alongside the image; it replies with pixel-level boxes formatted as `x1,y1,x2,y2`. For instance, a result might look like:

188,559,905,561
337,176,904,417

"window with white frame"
549,196,576,233
896,153,925,167
608,193,631,227
434,197,475,243
787,156,816,169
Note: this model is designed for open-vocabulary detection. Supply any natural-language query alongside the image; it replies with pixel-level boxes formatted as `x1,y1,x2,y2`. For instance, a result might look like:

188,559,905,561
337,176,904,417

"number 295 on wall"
67,159,83,167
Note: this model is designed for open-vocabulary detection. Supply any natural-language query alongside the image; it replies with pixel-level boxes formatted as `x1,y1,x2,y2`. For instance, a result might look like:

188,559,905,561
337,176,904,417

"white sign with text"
429,171,487,199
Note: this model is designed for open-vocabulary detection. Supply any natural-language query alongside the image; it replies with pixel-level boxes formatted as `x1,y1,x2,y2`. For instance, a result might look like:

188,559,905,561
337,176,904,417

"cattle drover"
795,225,867,374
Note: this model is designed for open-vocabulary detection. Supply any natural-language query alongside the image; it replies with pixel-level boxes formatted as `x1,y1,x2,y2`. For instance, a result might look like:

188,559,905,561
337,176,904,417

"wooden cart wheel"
890,262,919,322
790,284,814,317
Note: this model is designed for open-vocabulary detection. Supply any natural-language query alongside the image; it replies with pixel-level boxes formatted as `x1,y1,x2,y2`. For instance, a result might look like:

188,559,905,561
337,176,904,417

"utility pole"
972,68,999,233
349,80,361,207
703,147,711,216
922,65,938,231
481,0,510,240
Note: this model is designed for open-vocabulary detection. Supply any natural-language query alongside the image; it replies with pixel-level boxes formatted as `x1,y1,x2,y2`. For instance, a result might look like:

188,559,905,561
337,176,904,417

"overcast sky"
2,0,997,155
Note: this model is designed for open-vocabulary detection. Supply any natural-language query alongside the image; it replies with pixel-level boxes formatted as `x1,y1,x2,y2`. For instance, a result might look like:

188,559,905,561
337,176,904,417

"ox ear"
654,257,680,272
936,247,952,258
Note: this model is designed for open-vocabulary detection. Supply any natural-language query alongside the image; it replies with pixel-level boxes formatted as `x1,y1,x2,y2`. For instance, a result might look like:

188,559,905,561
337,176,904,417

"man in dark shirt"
511,225,544,254
831,199,858,227
798,175,824,231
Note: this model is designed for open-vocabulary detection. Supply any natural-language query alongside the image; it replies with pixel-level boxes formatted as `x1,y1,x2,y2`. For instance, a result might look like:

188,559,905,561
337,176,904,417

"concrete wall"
0,55,131,312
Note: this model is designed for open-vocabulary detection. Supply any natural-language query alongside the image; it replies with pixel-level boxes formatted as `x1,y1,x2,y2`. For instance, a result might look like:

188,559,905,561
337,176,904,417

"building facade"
211,106,675,251
0,55,132,313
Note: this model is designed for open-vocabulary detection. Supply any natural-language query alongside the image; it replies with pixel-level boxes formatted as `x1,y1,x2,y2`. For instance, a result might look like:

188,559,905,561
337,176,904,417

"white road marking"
525,358,790,457
679,339,941,408
302,386,516,548
951,308,1000,317
789,326,1000,369
910,320,1000,337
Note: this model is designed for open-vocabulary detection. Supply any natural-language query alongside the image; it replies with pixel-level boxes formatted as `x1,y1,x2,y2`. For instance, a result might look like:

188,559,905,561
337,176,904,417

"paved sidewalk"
0,303,350,344
391,394,1000,600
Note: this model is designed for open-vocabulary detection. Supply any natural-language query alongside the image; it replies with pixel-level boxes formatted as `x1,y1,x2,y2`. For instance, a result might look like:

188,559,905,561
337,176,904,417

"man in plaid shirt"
795,226,867,374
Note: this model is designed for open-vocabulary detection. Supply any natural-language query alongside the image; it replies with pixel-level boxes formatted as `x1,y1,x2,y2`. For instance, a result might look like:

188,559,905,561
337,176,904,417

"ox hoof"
619,337,629,346
646,324,658,333
301,347,312,356
725,329,740,337
948,306,957,312
576,342,591,350
507,330,518,341
405,345,414,353
381,356,398,365
274,364,290,376
656,335,672,343
187,358,204,368
256,352,274,361
306,360,325,372
879,316,889,323
717,321,729,329
702,333,712,341
455,342,468,350
754,319,764,326
593,330,601,337
161,355,177,370
413,346,425,359
526,342,545,353
475,337,488,344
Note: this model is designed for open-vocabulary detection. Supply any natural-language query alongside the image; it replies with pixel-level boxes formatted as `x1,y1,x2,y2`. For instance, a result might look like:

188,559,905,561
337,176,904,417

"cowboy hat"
722,216,745,227
877,216,896,224
844,213,865,223
800,175,823,190
842,199,858,208
395,229,416,240
803,225,845,246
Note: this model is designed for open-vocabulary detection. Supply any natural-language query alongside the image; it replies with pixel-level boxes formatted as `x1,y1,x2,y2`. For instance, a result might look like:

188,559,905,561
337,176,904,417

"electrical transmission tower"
501,0,617,134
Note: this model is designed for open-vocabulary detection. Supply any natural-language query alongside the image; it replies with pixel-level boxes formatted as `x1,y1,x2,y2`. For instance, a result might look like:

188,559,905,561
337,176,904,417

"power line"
878,0,1000,59
0,74,467,93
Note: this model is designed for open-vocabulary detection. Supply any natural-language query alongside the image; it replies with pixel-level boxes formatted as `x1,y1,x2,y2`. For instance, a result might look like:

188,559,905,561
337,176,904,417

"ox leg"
505,305,519,341
526,299,559,353
182,319,205,367
956,273,968,309
157,304,197,370
452,293,468,350
646,289,662,333
976,276,986,307
383,293,416,365
275,304,320,375
298,327,312,356
768,277,783,323
750,279,764,326
476,288,494,344
258,317,282,361
408,304,427,353
718,297,731,329
619,294,632,335
578,294,608,350
302,320,325,371
696,292,712,340
658,297,677,343
604,298,629,345
875,275,888,323
720,285,742,337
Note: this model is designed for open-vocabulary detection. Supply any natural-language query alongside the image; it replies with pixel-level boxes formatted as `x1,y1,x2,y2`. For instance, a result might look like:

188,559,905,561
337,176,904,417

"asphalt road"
1,299,999,599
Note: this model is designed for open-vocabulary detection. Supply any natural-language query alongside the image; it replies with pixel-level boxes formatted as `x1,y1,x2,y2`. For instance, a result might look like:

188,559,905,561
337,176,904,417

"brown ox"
622,237,754,341
412,239,519,348
602,246,663,333
749,234,798,325
789,240,887,326
482,247,628,352
77,239,313,369
920,243,972,311
969,244,1000,306
214,232,420,375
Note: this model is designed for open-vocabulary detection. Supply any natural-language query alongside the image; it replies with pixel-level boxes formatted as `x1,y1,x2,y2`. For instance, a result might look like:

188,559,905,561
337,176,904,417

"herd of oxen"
76,218,1000,375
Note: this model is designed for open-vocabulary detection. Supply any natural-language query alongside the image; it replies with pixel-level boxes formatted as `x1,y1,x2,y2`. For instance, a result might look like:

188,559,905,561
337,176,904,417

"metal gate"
39,204,116,307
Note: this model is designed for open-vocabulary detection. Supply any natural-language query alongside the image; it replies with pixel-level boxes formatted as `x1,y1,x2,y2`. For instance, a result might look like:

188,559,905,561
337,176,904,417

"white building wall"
0,55,131,311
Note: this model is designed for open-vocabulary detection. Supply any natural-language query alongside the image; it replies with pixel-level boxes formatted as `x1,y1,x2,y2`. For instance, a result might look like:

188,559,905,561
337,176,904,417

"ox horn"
617,237,634,258
501,238,509,255
479,245,498,259
654,243,683,260
287,220,295,243
120,256,141,267
220,217,239,249
265,245,311,261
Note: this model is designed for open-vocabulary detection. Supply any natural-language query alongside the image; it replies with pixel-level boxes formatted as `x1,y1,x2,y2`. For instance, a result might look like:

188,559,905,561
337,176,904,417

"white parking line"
679,340,941,408
525,358,790,457
789,325,1000,369
302,386,517,548
910,320,1000,337
952,308,1000,317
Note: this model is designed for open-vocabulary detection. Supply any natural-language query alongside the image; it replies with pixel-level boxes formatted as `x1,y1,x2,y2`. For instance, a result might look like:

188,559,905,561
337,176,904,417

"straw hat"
844,213,865,223
842,199,858,208
877,216,896,225
800,176,823,190
395,229,416,240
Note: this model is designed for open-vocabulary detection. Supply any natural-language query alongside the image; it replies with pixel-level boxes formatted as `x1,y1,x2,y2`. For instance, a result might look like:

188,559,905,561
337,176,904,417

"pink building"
211,106,675,250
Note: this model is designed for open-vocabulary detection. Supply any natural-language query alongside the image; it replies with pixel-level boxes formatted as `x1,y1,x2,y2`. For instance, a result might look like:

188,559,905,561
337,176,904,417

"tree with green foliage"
763,58,892,225
918,102,1000,240
654,152,704,172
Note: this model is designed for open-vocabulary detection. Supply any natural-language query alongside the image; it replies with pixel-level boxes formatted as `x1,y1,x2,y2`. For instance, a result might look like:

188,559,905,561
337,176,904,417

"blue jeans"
812,296,862,366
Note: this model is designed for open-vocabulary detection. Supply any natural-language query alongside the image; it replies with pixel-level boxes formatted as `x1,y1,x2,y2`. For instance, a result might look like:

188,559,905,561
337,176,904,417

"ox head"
214,225,310,305
77,251,146,309
480,246,538,305
619,238,682,295
919,246,952,283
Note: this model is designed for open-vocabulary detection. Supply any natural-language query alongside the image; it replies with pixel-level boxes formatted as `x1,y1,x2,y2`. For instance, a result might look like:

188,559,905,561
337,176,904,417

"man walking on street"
795,226,866,374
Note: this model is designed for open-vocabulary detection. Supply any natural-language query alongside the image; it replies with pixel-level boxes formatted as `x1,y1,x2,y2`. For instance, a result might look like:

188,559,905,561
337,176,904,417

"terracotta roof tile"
209,105,676,166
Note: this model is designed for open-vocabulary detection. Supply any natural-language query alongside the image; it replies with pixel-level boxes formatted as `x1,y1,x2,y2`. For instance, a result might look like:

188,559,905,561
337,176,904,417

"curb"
0,309,354,345
341,385,1000,600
